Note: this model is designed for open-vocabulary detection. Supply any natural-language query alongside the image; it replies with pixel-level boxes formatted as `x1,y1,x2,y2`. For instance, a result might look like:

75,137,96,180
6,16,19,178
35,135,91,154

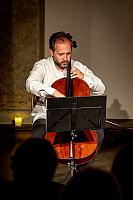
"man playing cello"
26,31,105,165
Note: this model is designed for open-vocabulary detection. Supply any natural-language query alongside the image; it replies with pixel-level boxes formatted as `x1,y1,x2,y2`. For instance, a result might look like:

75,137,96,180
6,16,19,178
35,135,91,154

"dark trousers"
32,119,46,138
32,119,104,148
96,129,104,150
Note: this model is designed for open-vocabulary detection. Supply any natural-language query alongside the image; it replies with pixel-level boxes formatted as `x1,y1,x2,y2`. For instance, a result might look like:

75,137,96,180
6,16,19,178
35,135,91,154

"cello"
45,62,98,166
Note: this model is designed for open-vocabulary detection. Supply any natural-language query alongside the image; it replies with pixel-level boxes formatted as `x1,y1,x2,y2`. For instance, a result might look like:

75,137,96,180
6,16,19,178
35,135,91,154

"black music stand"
46,96,106,179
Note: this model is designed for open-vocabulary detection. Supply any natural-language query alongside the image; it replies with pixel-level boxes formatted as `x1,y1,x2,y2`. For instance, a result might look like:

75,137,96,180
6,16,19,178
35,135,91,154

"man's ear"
49,49,54,56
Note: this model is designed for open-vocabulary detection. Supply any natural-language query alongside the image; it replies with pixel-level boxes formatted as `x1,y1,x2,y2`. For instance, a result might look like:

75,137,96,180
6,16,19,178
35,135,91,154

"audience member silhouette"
0,138,63,199
59,166,123,200
111,142,133,200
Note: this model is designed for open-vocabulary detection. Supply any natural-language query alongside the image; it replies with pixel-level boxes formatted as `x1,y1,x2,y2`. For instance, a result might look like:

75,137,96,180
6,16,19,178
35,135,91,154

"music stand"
46,96,106,179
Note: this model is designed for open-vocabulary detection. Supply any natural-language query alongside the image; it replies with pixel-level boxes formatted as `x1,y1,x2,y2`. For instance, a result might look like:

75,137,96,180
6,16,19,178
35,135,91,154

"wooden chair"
31,95,39,111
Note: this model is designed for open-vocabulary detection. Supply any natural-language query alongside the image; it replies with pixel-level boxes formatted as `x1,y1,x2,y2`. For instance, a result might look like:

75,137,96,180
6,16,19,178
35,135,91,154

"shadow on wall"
107,99,129,119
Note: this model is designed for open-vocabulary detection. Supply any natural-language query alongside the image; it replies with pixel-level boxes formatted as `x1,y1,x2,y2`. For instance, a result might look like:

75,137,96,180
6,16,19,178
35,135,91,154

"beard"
53,57,70,69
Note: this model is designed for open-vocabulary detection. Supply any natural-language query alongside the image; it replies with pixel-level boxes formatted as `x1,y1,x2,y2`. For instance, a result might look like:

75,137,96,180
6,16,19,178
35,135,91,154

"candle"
15,117,22,127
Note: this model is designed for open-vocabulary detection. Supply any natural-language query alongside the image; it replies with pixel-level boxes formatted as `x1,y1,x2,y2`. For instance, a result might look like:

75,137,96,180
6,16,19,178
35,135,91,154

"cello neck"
66,60,73,97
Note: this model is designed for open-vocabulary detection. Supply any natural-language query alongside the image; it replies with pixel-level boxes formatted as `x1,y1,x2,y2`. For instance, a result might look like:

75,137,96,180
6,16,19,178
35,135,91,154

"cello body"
45,78,98,165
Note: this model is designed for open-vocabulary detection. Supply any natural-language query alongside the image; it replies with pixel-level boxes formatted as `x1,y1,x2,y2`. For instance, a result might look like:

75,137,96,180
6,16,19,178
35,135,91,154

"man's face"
50,38,72,70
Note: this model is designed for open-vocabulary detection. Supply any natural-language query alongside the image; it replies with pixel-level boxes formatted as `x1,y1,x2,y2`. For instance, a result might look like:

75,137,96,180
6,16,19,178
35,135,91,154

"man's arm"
26,62,65,98
71,61,105,95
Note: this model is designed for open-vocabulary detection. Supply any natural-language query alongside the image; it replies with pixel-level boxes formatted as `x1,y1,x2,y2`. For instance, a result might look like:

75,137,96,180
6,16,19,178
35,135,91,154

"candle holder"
15,117,23,127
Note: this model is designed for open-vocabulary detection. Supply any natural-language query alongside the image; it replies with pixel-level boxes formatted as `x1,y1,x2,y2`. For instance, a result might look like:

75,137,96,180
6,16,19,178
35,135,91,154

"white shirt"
26,56,105,124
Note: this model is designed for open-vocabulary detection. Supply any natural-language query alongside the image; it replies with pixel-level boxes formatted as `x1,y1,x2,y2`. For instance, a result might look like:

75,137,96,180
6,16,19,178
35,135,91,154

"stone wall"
0,0,40,124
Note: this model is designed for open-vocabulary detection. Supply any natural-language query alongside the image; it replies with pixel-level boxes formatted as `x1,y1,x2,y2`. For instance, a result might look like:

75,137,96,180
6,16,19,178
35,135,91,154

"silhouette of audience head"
11,138,58,183
111,142,133,200
60,166,122,200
